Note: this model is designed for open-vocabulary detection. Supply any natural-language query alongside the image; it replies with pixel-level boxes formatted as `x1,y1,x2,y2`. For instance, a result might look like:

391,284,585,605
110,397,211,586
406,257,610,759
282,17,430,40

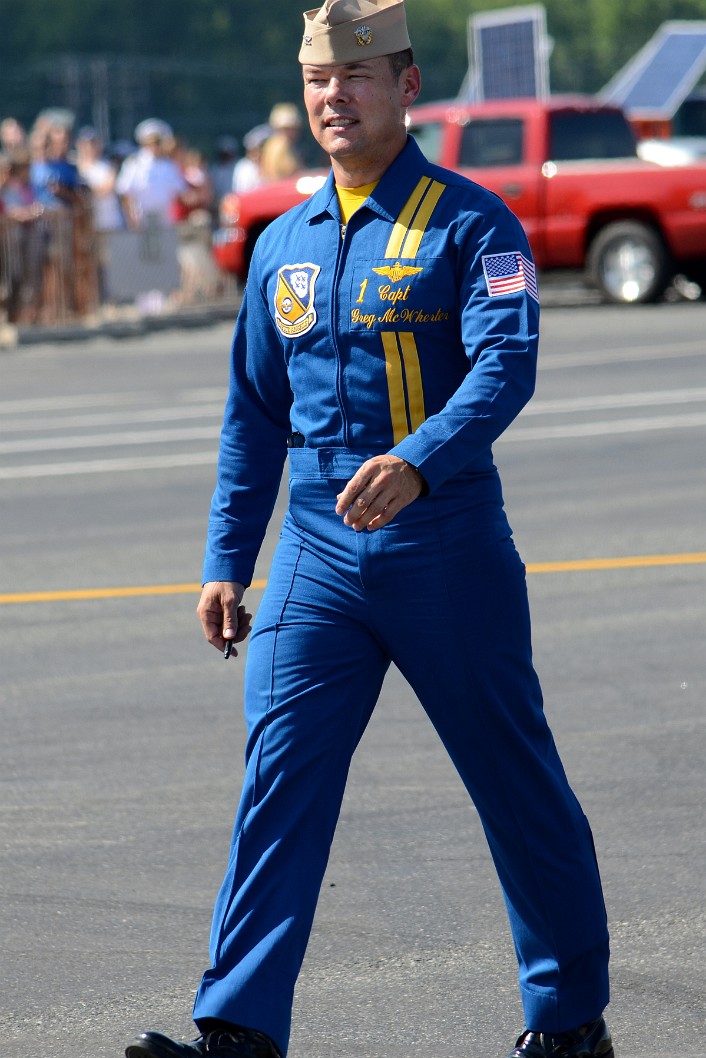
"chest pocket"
348,175,455,336
349,256,456,333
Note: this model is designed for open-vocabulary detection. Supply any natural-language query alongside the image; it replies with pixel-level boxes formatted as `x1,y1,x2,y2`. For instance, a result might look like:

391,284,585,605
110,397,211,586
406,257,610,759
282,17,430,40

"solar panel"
463,4,550,102
600,21,706,118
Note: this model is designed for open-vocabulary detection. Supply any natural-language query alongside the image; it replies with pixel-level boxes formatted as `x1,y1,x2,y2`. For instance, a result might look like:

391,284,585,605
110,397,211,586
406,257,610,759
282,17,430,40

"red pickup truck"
213,96,706,304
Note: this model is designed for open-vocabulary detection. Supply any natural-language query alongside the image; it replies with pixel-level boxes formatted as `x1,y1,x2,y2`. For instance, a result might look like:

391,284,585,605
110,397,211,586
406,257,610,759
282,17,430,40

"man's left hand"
335,455,425,531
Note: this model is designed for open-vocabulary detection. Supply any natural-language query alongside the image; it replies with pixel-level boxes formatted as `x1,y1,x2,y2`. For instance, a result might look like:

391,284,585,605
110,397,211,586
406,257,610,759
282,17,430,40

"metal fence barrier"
0,201,99,325
0,203,236,330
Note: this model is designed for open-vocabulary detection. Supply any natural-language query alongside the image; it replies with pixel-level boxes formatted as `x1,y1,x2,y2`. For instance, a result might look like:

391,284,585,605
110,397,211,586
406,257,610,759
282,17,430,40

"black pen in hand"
224,639,233,660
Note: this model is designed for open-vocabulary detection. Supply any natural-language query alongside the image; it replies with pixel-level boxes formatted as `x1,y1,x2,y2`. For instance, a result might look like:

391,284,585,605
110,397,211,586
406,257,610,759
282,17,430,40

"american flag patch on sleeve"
482,252,539,303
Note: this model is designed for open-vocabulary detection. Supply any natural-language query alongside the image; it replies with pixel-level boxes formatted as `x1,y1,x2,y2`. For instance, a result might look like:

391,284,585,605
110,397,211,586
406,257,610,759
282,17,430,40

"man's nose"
323,77,347,103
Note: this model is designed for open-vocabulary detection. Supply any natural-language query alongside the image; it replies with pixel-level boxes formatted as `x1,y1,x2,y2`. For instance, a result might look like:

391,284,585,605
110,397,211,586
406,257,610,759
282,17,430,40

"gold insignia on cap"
373,262,423,282
355,25,373,45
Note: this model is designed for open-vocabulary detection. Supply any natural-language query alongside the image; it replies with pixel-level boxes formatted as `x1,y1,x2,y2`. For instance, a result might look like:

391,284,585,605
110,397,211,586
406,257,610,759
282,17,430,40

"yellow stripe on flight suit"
382,177,446,442
381,332,408,445
381,330,428,444
398,332,425,431
384,177,433,258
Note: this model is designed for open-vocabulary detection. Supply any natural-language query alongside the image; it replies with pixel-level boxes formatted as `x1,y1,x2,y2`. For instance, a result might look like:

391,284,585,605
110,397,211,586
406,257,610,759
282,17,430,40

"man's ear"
400,64,422,109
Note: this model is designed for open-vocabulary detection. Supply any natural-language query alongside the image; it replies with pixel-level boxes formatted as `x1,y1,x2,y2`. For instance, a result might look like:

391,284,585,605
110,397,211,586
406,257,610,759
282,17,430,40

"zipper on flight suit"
331,213,351,447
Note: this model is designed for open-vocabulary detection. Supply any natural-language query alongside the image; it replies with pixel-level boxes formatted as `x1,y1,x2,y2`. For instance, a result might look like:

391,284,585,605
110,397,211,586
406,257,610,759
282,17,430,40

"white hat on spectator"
134,118,173,144
38,107,76,130
243,124,272,152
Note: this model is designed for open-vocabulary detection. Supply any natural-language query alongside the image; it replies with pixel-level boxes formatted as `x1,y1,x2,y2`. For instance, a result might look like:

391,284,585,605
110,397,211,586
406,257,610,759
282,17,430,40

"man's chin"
319,127,360,155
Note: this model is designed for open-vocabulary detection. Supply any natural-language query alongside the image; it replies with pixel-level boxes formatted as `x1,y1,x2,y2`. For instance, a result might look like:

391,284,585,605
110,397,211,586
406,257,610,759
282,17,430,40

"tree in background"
1,0,706,148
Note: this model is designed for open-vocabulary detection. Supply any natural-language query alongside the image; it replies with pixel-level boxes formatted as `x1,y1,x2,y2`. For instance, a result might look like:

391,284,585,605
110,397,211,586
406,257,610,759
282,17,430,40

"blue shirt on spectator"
31,158,79,208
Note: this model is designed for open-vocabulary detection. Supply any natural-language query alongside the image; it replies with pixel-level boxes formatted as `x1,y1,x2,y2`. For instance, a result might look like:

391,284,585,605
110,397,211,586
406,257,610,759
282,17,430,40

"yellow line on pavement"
0,579,268,605
0,555,704,606
526,552,706,573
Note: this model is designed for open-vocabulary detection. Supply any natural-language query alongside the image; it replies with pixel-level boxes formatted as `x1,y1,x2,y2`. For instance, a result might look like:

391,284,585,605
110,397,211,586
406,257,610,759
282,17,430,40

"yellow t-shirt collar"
336,181,379,225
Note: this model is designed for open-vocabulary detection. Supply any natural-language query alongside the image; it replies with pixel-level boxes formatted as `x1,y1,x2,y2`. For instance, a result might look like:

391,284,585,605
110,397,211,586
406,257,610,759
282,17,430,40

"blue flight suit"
194,137,610,1055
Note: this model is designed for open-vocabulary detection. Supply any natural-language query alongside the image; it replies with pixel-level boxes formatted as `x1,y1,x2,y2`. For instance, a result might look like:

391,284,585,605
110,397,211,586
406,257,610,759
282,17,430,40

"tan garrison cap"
299,0,411,65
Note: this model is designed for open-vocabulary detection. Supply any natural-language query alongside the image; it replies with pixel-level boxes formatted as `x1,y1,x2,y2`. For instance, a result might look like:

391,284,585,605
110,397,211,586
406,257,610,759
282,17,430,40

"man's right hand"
197,580,252,657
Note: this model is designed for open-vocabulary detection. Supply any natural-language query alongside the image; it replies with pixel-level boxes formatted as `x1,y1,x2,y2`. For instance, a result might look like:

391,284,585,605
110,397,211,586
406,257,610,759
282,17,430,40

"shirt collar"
302,137,430,225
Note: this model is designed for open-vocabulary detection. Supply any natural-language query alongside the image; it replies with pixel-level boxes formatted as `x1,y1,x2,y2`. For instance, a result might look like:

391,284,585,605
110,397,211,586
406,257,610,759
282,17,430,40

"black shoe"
125,1026,282,1058
506,1016,614,1057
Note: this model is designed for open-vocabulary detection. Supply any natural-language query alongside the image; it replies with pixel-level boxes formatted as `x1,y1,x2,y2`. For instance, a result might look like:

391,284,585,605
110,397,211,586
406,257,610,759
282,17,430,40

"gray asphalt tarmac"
1,302,704,1058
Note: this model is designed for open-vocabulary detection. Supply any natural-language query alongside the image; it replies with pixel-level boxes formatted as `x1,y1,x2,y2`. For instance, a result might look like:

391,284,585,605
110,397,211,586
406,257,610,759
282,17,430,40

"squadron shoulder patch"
274,263,321,337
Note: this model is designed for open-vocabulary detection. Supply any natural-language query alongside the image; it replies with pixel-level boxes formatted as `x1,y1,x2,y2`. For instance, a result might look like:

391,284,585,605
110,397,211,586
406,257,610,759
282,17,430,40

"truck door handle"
501,183,523,198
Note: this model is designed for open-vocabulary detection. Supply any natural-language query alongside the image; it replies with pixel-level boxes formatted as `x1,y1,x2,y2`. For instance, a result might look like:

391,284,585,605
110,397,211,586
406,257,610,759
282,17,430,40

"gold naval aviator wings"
380,176,446,444
372,263,424,282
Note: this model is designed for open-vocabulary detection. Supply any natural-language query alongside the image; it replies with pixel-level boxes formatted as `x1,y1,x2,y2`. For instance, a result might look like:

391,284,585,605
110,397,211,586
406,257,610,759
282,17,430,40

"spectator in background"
0,148,41,218
116,119,187,229
0,117,27,156
171,140,214,222
30,120,80,210
232,124,270,194
0,148,45,323
75,126,124,307
108,140,136,170
0,153,10,316
29,117,81,318
210,135,239,205
76,126,125,231
259,102,304,181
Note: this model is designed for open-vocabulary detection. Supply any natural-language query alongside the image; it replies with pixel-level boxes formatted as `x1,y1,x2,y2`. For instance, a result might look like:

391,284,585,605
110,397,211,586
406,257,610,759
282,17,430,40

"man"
30,119,80,211
76,127,125,232
0,115,26,155
259,103,305,182
126,2,613,1058
232,125,270,195
116,119,187,229
210,135,240,205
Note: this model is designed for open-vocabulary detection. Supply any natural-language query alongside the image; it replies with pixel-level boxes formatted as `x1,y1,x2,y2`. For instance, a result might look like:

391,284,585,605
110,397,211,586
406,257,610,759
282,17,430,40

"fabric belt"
287,446,384,479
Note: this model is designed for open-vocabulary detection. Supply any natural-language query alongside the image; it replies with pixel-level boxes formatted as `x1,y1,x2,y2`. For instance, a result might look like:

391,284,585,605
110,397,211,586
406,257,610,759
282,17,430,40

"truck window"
408,121,443,163
549,111,637,161
459,119,523,167
673,93,706,136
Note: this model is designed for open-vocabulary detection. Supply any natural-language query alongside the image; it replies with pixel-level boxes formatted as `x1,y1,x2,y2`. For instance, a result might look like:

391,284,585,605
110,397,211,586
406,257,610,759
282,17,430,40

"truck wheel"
587,221,670,304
